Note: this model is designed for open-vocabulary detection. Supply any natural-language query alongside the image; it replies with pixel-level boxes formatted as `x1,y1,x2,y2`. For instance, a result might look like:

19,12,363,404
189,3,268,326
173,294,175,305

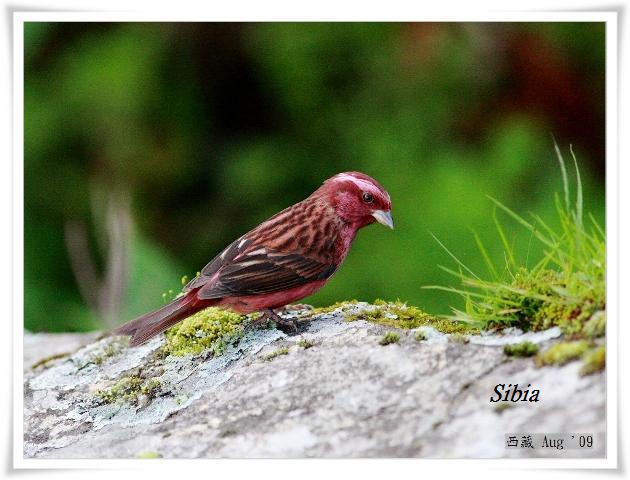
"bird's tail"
113,293,205,347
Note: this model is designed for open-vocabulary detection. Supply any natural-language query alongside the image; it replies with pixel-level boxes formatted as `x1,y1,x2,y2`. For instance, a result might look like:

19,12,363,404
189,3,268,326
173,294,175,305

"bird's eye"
362,192,374,203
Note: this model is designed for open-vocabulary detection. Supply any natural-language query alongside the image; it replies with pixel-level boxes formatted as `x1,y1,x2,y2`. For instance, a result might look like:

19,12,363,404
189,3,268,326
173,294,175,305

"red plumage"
114,171,393,346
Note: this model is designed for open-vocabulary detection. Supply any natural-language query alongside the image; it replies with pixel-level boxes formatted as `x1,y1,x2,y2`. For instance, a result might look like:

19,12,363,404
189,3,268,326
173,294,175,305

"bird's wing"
196,247,336,299
182,237,251,293
184,199,341,299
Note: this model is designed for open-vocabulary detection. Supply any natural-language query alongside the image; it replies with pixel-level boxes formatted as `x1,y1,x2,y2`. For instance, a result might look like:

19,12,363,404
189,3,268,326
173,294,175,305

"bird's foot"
262,308,298,334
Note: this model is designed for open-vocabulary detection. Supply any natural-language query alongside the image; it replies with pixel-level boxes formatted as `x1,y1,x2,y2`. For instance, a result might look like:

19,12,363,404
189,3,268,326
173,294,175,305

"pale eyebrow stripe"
334,174,378,193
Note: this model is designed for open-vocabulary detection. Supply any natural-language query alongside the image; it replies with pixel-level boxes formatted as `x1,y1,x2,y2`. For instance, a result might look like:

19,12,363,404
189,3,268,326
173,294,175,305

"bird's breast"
217,279,329,314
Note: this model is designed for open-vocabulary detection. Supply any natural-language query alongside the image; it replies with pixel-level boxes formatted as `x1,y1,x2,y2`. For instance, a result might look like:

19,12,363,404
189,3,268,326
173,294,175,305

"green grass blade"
430,232,484,282
422,285,497,300
553,137,570,210
470,228,499,280
493,206,517,270
588,213,605,239
570,144,583,230
488,196,555,249
528,212,560,242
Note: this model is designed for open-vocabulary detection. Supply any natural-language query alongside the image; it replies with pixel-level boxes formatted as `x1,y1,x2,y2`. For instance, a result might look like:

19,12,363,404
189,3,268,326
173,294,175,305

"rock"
23,303,605,458
23,331,102,372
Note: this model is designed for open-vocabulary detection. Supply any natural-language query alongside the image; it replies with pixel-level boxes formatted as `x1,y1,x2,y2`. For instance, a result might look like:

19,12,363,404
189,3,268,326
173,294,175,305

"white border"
11,10,620,22
10,9,619,473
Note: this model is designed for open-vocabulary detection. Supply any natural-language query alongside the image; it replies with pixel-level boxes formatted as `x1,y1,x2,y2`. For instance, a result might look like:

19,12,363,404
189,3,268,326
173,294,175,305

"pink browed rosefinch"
114,172,393,346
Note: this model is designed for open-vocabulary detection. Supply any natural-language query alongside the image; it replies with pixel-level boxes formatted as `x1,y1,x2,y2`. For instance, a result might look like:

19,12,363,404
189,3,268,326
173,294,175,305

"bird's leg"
247,312,271,329
262,308,298,332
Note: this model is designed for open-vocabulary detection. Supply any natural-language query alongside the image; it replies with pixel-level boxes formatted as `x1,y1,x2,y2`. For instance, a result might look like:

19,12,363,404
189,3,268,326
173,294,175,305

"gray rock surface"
23,303,606,458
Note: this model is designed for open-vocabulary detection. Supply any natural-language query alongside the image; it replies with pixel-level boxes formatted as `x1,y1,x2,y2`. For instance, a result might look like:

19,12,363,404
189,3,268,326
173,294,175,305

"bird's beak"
372,210,394,229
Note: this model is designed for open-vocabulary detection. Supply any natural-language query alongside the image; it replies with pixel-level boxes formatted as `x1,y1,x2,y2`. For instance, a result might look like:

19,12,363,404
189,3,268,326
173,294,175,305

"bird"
114,171,393,346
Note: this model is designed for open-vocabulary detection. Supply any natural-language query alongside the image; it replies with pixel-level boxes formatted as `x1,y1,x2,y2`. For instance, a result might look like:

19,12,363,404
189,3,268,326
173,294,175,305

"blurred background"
24,22,605,333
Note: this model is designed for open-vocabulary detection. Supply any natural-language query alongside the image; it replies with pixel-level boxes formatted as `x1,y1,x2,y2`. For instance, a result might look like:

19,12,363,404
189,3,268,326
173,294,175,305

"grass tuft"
424,144,605,341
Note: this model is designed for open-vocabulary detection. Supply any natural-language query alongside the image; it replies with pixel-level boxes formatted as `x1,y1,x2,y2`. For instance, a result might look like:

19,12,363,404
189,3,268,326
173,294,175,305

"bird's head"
318,172,393,230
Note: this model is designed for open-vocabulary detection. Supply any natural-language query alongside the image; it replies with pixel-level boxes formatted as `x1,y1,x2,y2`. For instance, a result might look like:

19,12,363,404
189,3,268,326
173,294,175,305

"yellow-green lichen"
162,307,246,357
75,337,129,370
136,451,162,459
379,332,400,346
31,351,71,370
503,341,539,357
310,300,359,315
448,333,469,344
580,346,605,376
262,347,289,361
297,338,315,349
414,330,427,342
493,402,513,414
96,375,161,405
531,299,603,338
94,338,128,364
346,300,478,335
583,311,606,339
535,340,590,367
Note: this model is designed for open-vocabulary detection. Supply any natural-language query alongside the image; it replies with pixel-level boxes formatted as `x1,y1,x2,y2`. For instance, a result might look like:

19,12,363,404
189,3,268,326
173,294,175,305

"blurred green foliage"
24,22,605,332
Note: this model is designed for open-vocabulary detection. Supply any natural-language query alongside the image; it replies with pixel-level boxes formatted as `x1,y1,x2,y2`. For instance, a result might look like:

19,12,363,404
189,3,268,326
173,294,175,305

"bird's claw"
275,318,298,333
259,309,299,334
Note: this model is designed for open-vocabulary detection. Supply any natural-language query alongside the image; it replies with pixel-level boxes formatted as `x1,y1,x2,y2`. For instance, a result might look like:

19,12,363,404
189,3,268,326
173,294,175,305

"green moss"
96,375,161,405
162,307,246,357
136,451,162,459
449,333,469,344
75,337,129,370
580,346,605,376
141,378,161,395
310,300,359,315
93,338,128,365
503,341,539,357
532,297,602,338
162,289,176,303
535,340,590,367
508,269,561,330
31,351,70,370
583,311,606,338
346,299,478,335
493,402,513,414
379,332,400,345
297,338,315,349
262,346,289,361
414,330,427,342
